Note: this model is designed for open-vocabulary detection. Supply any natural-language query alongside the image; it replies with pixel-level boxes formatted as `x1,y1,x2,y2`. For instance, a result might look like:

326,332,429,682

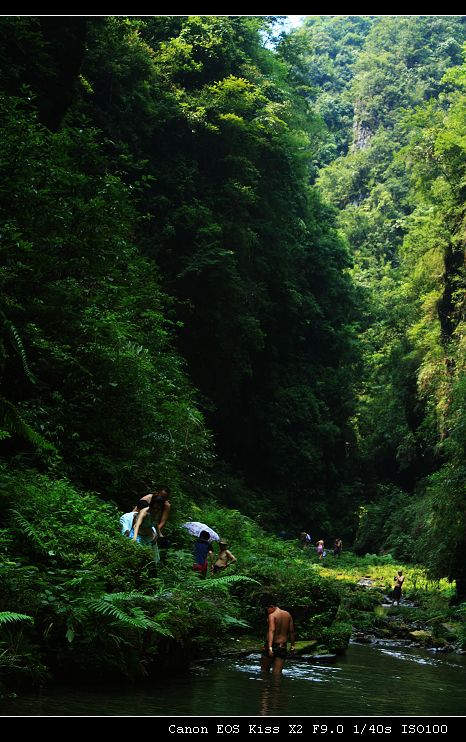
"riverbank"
218,547,466,662
1,481,465,697
316,553,466,653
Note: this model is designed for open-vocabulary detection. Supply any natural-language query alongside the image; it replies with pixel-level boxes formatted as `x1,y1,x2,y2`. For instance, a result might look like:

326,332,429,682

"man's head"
157,485,171,498
263,594,278,613
199,530,210,541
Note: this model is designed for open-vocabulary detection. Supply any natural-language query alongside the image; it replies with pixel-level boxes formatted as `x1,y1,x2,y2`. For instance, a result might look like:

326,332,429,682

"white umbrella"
181,521,220,541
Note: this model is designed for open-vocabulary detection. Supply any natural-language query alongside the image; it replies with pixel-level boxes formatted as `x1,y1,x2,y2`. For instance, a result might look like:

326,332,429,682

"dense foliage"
0,15,358,690
1,15,465,691
0,16,357,527
288,15,466,598
0,467,344,687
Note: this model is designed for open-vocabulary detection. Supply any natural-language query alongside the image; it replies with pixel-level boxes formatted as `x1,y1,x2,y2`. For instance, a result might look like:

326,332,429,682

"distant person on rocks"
260,597,295,675
299,532,312,549
192,530,214,577
316,539,325,560
392,570,405,606
333,537,343,557
213,541,237,573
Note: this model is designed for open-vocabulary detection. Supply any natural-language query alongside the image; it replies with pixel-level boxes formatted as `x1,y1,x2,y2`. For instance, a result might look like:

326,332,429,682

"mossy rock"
432,637,448,648
321,622,352,654
294,640,318,654
409,630,433,643
439,623,458,637
223,636,260,655
375,628,392,638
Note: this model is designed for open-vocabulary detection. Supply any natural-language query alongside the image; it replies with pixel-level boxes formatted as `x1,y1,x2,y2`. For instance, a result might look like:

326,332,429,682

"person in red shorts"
192,530,214,577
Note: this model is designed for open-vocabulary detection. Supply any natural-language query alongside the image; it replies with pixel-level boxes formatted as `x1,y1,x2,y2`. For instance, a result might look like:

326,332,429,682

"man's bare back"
261,603,295,675
269,607,293,645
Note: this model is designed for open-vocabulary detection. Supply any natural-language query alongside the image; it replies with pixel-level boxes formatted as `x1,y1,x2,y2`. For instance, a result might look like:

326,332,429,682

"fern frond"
0,429,11,440
10,510,48,552
86,597,173,636
221,615,250,628
0,611,34,626
4,319,36,384
87,598,152,628
129,606,173,636
195,574,260,589
0,397,55,451
66,576,95,588
100,591,158,604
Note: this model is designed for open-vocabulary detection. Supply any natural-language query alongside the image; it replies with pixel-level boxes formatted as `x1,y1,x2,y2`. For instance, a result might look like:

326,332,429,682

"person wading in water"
260,597,295,675
392,570,405,606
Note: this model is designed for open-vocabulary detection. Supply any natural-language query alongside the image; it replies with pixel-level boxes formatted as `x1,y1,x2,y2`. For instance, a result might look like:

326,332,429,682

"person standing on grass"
213,541,237,573
192,530,214,577
299,532,312,549
316,539,325,560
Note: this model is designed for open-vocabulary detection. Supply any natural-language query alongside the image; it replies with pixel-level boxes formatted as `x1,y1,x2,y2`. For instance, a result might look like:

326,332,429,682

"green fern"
87,598,153,628
1,312,36,384
86,596,173,635
99,591,159,604
221,615,250,628
195,574,260,589
0,397,55,452
65,575,96,588
0,612,34,626
11,510,48,553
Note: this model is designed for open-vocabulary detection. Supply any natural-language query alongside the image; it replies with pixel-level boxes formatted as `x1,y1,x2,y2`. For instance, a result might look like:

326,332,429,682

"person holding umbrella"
181,521,220,542
192,530,214,577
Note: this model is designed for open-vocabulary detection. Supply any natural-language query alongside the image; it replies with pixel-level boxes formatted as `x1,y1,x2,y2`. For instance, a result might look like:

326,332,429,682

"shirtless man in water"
260,598,295,675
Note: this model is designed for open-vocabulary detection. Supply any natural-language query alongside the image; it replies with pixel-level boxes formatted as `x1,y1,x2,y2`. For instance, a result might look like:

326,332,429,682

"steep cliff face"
352,113,372,151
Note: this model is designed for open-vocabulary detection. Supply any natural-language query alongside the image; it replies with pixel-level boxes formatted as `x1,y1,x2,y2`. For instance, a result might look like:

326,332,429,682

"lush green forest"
285,15,466,594
0,15,465,689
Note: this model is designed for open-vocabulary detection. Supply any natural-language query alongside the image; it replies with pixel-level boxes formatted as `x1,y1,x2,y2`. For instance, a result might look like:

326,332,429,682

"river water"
1,641,465,717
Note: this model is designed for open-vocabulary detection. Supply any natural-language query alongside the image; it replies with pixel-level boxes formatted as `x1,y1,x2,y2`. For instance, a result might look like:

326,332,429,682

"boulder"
294,640,318,654
408,630,433,643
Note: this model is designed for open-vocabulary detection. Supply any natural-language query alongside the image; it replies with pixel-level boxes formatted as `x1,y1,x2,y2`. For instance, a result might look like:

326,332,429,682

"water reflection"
259,674,283,716
1,643,465,716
